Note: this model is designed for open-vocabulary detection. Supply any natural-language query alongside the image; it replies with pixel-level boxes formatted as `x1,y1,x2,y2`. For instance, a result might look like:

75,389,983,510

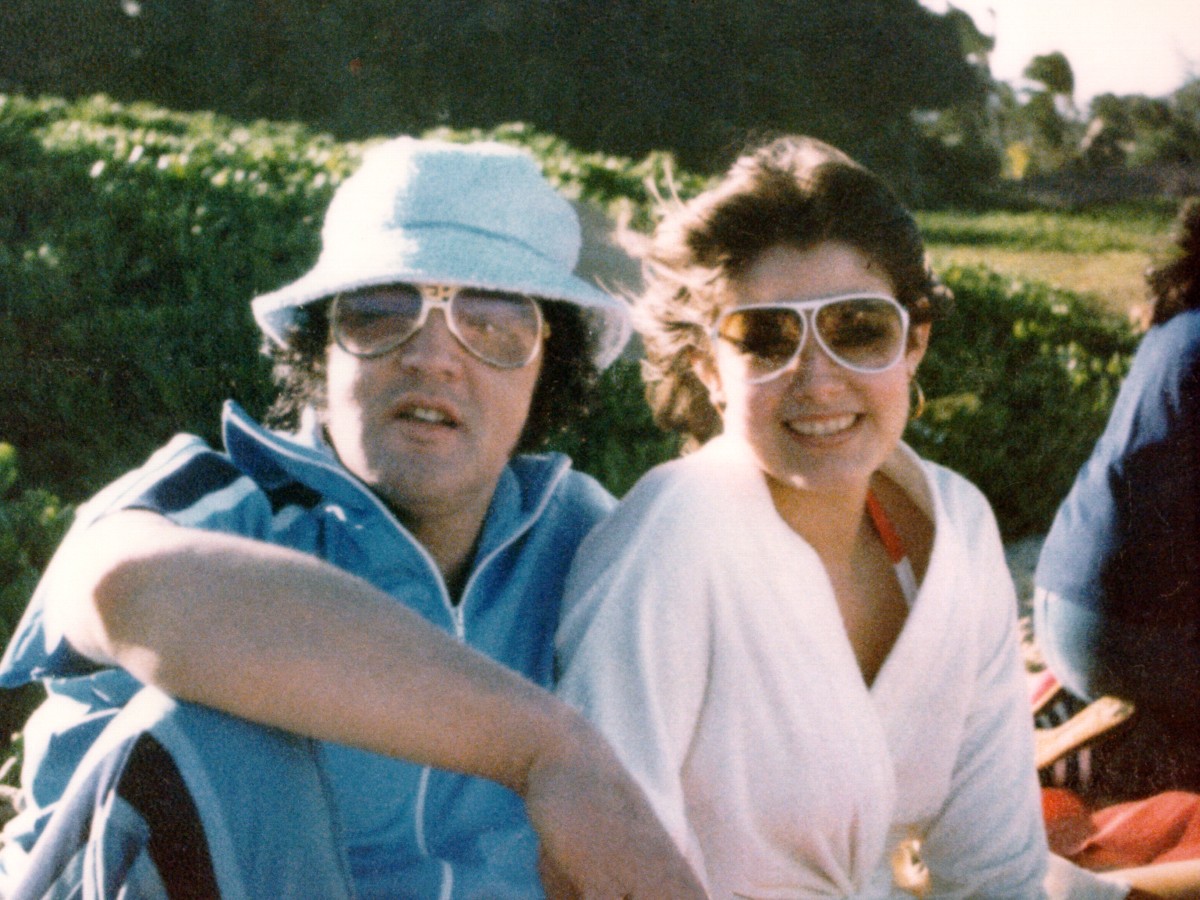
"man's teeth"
789,415,856,437
408,407,452,425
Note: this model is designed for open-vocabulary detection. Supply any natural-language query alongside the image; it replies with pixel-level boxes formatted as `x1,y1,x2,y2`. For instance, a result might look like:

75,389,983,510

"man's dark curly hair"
262,297,600,453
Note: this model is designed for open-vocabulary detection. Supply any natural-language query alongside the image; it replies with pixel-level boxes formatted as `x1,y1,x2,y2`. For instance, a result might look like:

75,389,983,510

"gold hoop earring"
910,378,926,420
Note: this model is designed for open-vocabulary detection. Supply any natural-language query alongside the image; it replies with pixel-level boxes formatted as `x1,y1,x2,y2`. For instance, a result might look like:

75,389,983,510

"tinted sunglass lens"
333,286,423,356
452,290,542,368
718,309,804,380
815,299,905,370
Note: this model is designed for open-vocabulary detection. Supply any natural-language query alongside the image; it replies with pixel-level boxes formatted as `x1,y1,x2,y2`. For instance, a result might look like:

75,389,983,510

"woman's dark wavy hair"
262,297,600,453
1146,197,1200,327
630,135,952,447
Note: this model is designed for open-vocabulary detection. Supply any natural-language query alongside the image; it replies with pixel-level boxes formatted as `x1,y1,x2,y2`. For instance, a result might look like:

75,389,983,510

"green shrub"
910,265,1138,539
0,92,1144,545
0,444,72,641
546,357,681,499
425,122,710,229
0,93,363,500
0,444,72,743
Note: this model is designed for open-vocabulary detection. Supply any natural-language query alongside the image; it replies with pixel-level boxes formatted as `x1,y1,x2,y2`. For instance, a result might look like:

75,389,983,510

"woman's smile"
784,413,859,439
707,241,928,500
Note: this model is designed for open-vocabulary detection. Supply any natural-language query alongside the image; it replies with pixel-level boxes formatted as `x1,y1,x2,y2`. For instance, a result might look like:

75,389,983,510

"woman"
556,136,1133,898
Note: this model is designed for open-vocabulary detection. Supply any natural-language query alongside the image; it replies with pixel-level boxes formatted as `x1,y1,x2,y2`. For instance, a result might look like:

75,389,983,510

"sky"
918,0,1200,106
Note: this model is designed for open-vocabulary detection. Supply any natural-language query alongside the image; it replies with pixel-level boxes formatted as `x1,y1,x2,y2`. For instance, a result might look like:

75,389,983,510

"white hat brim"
252,224,630,369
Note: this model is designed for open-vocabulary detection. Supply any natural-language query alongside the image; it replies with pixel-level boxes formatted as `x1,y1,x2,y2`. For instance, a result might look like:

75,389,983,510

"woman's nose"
785,328,843,388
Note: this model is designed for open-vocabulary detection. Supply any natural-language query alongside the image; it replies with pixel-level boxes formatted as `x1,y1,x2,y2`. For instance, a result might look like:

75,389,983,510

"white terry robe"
558,434,1058,899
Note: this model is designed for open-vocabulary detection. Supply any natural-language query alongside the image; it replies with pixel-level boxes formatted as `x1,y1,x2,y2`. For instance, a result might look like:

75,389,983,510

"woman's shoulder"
886,444,989,515
620,436,762,513
888,445,1001,543
580,436,770,564
924,457,990,509
561,443,746,635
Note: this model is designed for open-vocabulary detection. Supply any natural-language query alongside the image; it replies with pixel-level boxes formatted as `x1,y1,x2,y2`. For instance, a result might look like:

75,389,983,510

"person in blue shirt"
1035,196,1200,802
0,137,704,899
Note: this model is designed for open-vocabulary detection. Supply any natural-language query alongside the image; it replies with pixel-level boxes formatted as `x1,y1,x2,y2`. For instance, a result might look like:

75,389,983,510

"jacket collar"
219,401,574,550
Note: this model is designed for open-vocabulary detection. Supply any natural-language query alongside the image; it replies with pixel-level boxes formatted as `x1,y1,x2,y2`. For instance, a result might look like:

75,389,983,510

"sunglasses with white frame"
710,292,911,384
332,283,546,369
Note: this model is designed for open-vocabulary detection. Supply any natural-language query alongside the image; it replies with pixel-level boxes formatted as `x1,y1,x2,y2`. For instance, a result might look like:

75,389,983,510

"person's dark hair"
521,300,601,451
262,297,599,452
630,135,952,446
1146,197,1200,327
264,302,330,429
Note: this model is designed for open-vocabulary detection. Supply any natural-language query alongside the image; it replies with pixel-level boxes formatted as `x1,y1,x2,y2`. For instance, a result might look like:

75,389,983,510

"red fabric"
865,490,905,564
1043,787,1200,870
1029,669,1061,710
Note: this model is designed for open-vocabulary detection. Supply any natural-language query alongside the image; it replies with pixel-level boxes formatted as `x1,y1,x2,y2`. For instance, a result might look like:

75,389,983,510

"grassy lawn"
917,203,1178,320
926,247,1149,321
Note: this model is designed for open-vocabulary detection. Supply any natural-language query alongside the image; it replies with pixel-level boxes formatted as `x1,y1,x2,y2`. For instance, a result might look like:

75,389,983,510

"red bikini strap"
866,489,906,565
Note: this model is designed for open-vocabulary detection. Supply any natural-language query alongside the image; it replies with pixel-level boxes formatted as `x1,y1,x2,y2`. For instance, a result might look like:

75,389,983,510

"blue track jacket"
0,401,615,898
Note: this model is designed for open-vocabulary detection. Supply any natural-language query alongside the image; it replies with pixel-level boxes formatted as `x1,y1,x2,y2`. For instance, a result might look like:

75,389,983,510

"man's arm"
1117,861,1200,899
44,509,705,898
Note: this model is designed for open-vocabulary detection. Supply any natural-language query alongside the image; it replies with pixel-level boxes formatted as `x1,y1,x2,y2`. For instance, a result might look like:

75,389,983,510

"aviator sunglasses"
332,283,545,369
711,292,910,384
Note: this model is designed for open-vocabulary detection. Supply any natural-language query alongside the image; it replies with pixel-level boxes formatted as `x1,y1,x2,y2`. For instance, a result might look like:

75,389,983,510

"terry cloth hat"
252,137,631,369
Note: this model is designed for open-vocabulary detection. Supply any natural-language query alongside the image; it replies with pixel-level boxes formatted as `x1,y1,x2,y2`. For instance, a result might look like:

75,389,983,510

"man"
0,138,703,898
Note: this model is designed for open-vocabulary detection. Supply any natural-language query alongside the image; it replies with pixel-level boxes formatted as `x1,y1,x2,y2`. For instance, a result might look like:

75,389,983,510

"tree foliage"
1024,52,1075,98
1083,81,1200,169
0,0,985,189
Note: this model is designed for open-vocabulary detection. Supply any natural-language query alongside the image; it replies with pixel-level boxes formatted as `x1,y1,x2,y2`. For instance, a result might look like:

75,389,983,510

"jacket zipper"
227,409,572,898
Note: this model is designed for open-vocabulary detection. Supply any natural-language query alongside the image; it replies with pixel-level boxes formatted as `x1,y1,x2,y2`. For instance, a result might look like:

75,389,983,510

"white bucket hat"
252,137,631,369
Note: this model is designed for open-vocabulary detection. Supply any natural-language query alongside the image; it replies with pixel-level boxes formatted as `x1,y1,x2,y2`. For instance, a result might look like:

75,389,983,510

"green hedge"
0,93,365,499
0,444,72,742
0,92,1138,556
911,266,1137,538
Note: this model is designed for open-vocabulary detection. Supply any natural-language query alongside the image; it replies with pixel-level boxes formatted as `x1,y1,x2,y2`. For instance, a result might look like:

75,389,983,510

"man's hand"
1113,857,1200,899
522,716,707,899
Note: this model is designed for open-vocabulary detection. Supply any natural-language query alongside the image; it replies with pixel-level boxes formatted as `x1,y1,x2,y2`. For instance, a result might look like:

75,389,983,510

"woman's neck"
766,475,872,566
767,472,920,686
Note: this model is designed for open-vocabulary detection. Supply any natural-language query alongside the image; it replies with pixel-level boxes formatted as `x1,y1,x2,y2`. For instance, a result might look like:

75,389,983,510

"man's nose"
393,308,466,375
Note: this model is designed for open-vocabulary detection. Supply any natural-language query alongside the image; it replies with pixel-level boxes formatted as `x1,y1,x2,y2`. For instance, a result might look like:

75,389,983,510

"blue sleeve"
1035,313,1200,699
1037,316,1200,612
0,434,278,686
